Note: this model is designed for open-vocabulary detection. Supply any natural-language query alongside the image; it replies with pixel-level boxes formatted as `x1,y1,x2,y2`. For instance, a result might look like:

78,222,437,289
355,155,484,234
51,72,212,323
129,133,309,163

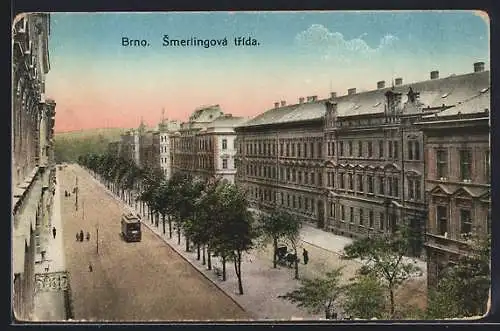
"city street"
58,164,248,321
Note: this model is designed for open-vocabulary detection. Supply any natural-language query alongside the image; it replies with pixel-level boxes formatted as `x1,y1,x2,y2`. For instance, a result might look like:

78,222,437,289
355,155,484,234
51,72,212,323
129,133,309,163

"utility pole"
75,176,78,211
96,224,99,255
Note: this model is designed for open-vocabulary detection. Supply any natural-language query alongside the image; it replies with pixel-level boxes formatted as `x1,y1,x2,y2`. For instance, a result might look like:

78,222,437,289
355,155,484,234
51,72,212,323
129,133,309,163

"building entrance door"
317,200,325,229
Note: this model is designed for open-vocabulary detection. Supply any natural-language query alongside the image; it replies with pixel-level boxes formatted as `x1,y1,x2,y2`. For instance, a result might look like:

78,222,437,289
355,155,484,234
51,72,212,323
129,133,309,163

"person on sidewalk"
86,232,91,241
79,230,84,242
52,226,57,239
76,232,80,241
302,248,309,265
88,263,93,272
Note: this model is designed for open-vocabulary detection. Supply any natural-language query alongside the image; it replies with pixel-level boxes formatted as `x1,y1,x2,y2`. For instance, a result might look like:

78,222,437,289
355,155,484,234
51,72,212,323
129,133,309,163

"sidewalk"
33,171,68,321
300,223,427,276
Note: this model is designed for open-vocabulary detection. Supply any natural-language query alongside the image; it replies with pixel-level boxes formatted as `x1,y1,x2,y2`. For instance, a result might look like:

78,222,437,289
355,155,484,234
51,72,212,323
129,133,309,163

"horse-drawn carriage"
276,245,299,267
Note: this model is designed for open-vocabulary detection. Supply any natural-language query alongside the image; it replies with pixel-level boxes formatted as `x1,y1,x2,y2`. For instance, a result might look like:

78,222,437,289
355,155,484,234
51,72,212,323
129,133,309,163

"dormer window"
385,90,402,114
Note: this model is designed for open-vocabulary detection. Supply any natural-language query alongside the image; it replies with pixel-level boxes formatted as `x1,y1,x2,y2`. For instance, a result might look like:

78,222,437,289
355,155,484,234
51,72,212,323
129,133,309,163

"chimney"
330,92,337,99
348,88,356,95
274,102,280,108
474,62,485,73
280,100,286,107
377,81,386,89
430,71,439,80
395,77,403,86
299,97,305,104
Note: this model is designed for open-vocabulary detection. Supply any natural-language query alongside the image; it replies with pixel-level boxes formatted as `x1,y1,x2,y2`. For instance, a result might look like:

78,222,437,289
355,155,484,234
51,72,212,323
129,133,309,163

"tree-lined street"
58,164,248,321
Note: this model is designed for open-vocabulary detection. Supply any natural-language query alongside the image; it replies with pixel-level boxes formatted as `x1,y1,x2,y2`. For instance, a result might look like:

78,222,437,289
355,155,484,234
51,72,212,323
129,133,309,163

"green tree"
426,233,491,319
280,211,302,279
213,183,257,294
259,209,299,269
342,226,422,318
193,177,221,271
342,274,386,319
279,267,344,319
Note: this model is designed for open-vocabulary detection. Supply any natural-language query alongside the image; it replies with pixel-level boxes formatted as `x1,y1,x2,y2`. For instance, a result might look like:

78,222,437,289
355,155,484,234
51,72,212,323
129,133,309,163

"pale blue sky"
45,11,490,131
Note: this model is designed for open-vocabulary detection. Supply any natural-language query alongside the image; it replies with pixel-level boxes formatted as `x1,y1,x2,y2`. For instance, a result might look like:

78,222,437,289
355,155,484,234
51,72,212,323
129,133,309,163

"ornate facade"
236,63,490,260
201,114,248,184
12,13,56,320
170,105,240,181
416,65,490,286
235,99,328,225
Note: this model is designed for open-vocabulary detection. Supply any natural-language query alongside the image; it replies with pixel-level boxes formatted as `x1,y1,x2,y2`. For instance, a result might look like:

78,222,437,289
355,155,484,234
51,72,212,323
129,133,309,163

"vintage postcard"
11,11,491,322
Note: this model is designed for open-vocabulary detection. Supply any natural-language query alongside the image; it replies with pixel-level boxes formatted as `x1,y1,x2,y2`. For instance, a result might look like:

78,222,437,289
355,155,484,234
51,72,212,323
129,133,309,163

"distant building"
12,13,56,320
119,130,135,162
159,119,180,179
416,63,490,287
171,105,225,176
200,114,248,184
107,141,120,156
139,130,157,171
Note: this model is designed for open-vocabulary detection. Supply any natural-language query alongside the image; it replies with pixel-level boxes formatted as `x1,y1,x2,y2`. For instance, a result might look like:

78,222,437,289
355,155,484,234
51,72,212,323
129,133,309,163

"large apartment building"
235,62,490,260
170,105,246,183
12,13,57,320
235,98,328,224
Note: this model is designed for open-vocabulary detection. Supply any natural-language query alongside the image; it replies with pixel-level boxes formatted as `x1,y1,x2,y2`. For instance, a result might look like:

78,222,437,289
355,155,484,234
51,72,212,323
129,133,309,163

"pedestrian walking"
76,232,80,241
302,248,309,265
88,263,93,272
79,230,84,242
86,232,91,241
52,226,57,239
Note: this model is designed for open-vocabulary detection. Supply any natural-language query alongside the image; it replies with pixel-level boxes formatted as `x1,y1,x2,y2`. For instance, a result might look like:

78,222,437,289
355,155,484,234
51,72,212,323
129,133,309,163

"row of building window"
337,140,406,160
436,206,473,236
436,149,490,182
330,204,395,231
249,186,318,215
248,186,397,231
242,140,323,159
243,165,422,201
246,165,322,186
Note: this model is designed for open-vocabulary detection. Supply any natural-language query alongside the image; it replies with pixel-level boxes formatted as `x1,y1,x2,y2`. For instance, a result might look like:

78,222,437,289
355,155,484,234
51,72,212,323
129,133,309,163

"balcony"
425,232,472,257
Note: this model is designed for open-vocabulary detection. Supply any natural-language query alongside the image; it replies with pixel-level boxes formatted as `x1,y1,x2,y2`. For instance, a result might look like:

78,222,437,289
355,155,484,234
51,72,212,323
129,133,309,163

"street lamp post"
75,176,79,211
96,224,99,255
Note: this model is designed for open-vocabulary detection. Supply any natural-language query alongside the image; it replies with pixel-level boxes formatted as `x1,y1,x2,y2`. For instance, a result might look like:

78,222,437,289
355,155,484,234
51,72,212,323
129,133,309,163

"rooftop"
206,115,249,129
238,69,490,128
421,89,490,119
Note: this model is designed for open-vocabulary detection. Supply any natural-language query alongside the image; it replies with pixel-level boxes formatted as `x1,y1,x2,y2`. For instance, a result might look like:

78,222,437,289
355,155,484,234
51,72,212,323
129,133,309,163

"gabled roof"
452,186,488,198
429,184,455,195
206,115,249,129
406,169,422,177
383,163,401,171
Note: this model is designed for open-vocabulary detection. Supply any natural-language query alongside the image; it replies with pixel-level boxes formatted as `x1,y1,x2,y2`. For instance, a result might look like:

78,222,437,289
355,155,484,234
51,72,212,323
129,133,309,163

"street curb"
140,222,252,318
81,168,251,318
301,240,345,257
